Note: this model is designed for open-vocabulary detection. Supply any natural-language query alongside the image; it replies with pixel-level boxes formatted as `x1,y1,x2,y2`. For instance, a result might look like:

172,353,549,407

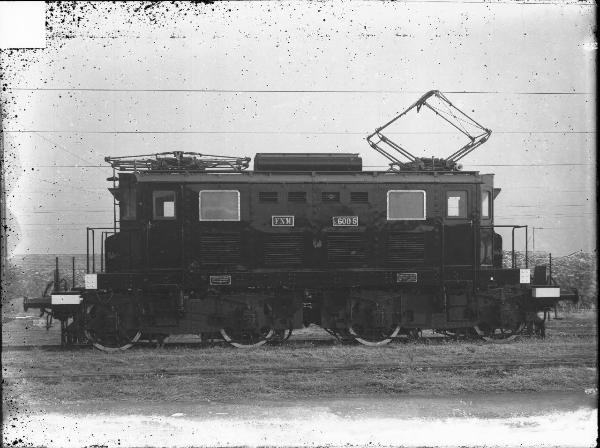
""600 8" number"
332,216,358,226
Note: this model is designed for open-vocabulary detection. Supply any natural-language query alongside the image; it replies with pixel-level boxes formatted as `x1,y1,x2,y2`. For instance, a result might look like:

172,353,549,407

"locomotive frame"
23,91,578,350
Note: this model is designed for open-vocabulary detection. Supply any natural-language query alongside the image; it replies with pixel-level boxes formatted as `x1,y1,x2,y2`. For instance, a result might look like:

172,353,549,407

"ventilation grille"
322,192,340,202
386,233,425,264
327,234,366,263
288,191,307,203
264,234,304,266
200,234,241,265
259,192,278,203
350,192,369,203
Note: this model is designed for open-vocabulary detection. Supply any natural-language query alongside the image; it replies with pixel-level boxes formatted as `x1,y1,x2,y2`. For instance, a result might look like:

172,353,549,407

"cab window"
482,191,491,219
199,190,240,221
387,190,426,220
153,191,176,220
446,191,467,218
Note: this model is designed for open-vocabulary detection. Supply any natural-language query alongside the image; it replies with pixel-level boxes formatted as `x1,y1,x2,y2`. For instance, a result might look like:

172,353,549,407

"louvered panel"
386,233,425,264
288,191,307,203
264,234,304,266
350,191,369,203
327,234,366,263
199,234,241,265
259,191,278,202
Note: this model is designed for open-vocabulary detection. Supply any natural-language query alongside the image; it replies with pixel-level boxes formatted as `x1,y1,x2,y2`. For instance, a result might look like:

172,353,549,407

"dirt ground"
2,311,597,447
2,311,597,402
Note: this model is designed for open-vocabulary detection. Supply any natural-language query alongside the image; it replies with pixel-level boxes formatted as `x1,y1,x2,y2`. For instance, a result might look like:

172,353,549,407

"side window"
153,190,176,220
482,191,491,219
199,190,240,221
387,190,426,220
446,191,467,218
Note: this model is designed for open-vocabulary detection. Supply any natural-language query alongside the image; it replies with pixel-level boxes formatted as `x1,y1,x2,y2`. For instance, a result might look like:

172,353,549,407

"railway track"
3,356,596,381
2,329,596,352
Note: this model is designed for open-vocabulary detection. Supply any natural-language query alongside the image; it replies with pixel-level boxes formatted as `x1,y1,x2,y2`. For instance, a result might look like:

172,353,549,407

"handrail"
87,226,147,274
481,224,529,269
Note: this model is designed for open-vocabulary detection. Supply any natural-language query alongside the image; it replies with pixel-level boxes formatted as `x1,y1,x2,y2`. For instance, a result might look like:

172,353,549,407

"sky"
1,0,596,256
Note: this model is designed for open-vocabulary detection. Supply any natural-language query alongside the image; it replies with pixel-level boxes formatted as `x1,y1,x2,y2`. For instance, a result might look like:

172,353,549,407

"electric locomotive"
24,91,578,350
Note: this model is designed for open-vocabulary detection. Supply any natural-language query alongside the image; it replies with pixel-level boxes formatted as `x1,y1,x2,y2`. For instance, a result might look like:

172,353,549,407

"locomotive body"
23,91,578,350
25,152,576,350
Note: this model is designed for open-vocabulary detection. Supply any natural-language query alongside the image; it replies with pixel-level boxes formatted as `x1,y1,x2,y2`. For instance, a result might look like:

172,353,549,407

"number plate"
332,216,358,226
397,272,418,283
532,287,560,298
51,294,83,305
272,215,295,227
210,275,232,286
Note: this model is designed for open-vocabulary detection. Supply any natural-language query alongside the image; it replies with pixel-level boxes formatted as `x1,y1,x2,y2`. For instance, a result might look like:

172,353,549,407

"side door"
147,187,182,269
443,185,475,270
442,185,477,322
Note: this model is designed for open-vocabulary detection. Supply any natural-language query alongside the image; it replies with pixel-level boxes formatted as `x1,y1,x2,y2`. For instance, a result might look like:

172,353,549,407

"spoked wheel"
348,324,401,347
473,322,525,343
84,303,142,352
220,327,274,348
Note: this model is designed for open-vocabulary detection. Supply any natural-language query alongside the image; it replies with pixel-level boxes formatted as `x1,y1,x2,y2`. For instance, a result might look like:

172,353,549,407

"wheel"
219,327,274,348
84,302,142,352
347,296,399,346
473,322,525,343
348,324,401,346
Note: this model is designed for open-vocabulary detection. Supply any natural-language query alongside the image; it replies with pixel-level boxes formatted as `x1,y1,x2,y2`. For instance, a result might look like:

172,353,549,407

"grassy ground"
2,312,597,409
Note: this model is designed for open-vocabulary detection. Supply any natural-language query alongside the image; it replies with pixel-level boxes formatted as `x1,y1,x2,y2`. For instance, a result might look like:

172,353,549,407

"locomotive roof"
131,170,487,184
107,151,490,184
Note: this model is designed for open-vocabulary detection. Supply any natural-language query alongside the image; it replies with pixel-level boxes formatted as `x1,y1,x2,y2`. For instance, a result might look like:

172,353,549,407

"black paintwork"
25,158,578,346
108,170,491,278
95,168,516,333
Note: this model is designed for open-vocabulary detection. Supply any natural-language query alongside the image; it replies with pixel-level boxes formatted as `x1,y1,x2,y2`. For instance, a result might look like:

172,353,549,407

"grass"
3,330,596,371
2,339,596,407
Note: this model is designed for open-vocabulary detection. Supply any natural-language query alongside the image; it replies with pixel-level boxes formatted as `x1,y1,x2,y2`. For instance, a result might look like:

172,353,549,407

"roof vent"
254,153,362,172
